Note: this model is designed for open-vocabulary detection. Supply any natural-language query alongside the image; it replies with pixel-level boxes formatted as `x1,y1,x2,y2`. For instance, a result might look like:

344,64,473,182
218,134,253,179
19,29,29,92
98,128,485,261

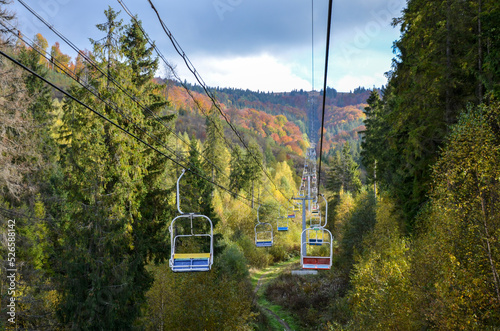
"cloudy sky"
10,0,405,92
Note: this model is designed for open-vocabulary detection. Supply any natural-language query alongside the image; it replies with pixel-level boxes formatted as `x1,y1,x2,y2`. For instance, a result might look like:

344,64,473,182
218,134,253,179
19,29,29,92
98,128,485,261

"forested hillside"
159,78,370,162
342,0,500,328
1,0,499,330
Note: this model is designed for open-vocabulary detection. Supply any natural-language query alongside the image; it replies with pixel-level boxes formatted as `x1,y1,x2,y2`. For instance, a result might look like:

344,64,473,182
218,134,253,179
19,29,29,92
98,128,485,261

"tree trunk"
478,0,483,103
479,192,500,303
445,0,452,127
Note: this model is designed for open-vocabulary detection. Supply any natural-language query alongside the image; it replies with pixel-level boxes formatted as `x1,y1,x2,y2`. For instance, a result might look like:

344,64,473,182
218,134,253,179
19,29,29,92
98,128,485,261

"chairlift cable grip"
176,168,186,214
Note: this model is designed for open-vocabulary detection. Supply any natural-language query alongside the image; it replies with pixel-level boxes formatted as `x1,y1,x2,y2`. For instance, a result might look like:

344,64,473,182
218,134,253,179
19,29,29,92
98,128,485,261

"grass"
258,296,301,330
250,257,302,330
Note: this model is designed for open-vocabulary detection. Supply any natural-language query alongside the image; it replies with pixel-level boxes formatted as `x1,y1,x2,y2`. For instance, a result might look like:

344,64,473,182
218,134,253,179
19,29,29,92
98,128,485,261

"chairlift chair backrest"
169,213,214,272
169,169,214,272
255,205,273,247
255,222,273,246
301,227,333,270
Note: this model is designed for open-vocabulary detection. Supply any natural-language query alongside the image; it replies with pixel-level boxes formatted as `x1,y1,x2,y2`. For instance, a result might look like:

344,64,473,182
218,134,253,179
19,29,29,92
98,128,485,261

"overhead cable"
144,0,293,204
0,48,258,208
317,0,333,193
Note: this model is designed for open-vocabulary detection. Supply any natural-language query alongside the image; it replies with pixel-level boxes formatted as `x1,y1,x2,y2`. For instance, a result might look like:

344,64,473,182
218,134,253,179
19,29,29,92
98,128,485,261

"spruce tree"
54,7,172,328
327,142,362,196
229,144,245,197
203,110,230,187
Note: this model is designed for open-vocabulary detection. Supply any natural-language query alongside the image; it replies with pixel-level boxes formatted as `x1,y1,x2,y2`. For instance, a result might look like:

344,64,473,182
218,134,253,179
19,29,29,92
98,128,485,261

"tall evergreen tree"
242,141,263,202
121,17,157,87
121,16,173,264
181,137,223,254
361,0,500,228
327,141,362,196
203,110,230,187
481,1,500,99
229,144,245,197
54,7,172,328
183,138,214,215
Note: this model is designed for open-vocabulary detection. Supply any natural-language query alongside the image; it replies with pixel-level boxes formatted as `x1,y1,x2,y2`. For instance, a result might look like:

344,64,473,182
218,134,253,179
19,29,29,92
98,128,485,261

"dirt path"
253,269,269,294
263,307,292,331
252,259,299,331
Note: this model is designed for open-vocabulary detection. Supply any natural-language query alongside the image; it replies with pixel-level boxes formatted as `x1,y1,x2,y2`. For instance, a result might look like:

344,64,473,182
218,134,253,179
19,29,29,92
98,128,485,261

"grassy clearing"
250,257,301,330
258,296,301,330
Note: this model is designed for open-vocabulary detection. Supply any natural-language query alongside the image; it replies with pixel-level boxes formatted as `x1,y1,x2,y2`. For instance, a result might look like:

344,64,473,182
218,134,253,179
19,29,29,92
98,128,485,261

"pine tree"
327,142,362,196
361,0,496,226
183,138,214,214
0,21,60,328
121,16,157,87
242,141,263,200
0,0,14,42
229,144,245,197
203,110,230,186
54,7,172,328
121,16,173,264
181,137,222,254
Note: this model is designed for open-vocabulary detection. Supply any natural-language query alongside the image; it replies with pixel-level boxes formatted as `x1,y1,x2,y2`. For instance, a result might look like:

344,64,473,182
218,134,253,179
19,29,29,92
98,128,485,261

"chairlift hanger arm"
319,193,328,227
176,168,187,214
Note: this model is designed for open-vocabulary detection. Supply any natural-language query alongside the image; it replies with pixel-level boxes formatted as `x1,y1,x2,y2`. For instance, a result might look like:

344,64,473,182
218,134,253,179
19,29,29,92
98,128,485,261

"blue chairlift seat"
308,238,323,246
256,240,273,247
169,213,214,273
307,226,324,245
255,222,273,247
277,217,289,231
171,253,211,272
169,170,214,273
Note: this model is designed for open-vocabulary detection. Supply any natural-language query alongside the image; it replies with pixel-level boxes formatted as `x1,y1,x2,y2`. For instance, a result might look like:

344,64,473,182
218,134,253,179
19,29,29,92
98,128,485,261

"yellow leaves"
34,194,46,219
449,254,459,266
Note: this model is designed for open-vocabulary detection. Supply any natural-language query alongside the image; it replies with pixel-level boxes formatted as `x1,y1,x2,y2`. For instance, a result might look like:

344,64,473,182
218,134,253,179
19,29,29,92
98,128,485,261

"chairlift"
309,213,323,228
301,227,333,270
169,169,213,272
276,206,289,231
307,226,324,245
255,205,273,247
277,216,289,231
311,200,319,215
310,194,328,228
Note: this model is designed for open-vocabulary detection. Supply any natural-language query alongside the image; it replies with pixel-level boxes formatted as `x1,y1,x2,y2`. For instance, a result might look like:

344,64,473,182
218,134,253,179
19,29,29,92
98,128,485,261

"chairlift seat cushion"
302,257,331,270
256,241,272,247
308,239,323,245
171,254,211,272
277,226,289,231
174,253,211,259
